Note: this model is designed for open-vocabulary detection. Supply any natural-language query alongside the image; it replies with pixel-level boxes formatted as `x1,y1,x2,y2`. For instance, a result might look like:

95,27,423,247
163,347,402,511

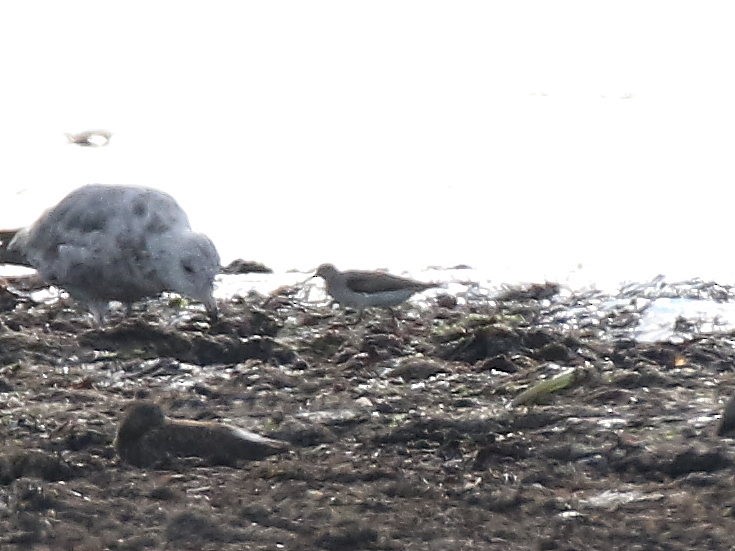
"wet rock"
612,444,733,478
666,447,732,477
463,488,524,513
0,228,28,266
496,282,560,301
476,354,518,373
388,356,447,380
0,450,74,483
523,328,557,349
165,510,246,544
435,323,522,362
609,367,670,389
79,322,279,365
115,401,290,468
9,478,58,511
0,285,20,312
342,352,371,371
509,410,566,431
220,258,273,274
0,330,58,366
436,322,571,365
211,307,280,338
536,342,571,362
333,346,360,365
296,408,368,428
435,293,458,309
270,418,337,446
353,401,375,415
361,332,405,356
542,443,601,462
717,393,735,436
304,330,349,357
312,519,379,550
377,417,502,446
63,428,110,451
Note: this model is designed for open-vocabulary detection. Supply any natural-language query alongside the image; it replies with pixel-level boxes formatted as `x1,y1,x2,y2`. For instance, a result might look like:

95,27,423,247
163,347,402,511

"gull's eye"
181,261,195,274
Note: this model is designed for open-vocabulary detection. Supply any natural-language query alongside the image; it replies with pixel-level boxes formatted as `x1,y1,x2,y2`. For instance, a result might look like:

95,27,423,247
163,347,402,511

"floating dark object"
65,130,112,147
115,401,290,468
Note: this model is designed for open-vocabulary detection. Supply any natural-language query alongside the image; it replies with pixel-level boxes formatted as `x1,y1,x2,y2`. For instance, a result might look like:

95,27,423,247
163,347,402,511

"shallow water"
636,297,735,343
8,259,735,346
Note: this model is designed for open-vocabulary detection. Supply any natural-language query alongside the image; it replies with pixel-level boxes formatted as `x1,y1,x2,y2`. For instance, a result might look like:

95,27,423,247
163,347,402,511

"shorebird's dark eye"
181,262,195,274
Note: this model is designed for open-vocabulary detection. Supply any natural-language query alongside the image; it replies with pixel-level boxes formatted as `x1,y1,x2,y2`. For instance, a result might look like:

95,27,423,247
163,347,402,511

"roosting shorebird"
115,401,289,467
313,263,438,322
7,184,220,324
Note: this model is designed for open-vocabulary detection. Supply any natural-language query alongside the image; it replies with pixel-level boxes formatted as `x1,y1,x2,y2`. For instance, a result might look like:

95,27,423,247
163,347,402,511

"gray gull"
8,184,220,323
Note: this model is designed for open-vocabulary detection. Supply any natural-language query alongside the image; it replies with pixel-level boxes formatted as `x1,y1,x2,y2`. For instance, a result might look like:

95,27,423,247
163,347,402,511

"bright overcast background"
1,2,734,285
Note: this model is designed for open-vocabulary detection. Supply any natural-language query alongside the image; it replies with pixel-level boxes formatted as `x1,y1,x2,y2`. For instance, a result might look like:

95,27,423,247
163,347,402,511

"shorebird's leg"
387,307,400,331
346,308,363,326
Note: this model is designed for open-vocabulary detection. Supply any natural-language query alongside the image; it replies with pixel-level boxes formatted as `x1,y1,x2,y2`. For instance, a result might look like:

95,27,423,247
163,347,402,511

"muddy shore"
2,276,735,550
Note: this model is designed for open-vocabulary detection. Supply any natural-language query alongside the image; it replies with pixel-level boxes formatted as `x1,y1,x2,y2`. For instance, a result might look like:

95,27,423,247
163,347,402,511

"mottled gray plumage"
8,184,220,323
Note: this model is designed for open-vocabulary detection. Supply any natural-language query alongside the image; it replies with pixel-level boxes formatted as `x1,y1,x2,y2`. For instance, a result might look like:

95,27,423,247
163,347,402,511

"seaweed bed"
2,275,735,550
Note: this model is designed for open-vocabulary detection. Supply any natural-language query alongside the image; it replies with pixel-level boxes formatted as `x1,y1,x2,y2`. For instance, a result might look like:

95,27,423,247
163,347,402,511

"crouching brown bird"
115,401,289,468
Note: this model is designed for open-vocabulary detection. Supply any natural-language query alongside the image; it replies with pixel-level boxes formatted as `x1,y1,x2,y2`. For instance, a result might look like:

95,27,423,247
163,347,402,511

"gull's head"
314,263,339,281
116,401,166,444
157,232,221,319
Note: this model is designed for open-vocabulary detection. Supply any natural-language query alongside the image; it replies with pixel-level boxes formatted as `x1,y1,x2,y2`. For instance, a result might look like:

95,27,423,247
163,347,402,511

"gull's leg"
204,298,219,322
88,301,110,327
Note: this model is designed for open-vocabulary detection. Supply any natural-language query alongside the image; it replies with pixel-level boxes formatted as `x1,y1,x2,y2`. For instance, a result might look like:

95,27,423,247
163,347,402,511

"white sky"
1,2,734,284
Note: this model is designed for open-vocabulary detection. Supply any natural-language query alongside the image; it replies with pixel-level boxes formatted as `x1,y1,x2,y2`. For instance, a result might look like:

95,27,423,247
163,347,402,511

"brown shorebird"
7,184,220,324
115,401,289,467
314,263,438,322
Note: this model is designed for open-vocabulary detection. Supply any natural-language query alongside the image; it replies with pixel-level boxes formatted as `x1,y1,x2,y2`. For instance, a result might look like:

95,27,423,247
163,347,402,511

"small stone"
220,259,273,274
355,397,373,408
390,357,446,380
436,293,458,309
717,394,735,436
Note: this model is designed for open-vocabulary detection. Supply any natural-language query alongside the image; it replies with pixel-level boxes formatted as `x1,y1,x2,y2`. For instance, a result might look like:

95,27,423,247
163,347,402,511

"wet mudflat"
2,276,735,550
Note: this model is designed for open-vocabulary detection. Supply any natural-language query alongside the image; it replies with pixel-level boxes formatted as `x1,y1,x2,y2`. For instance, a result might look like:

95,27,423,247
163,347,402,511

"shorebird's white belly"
330,286,416,309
